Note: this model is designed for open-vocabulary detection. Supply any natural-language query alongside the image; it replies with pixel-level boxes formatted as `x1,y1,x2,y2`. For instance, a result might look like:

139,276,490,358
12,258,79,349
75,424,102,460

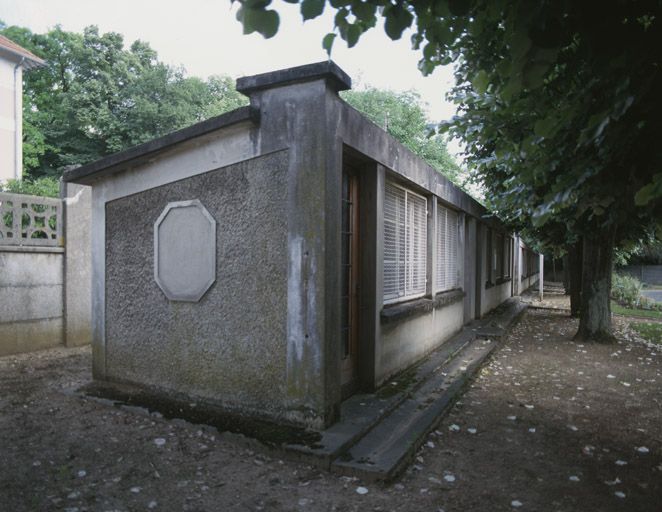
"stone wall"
103,151,290,421
0,186,92,356
0,247,64,355
63,183,92,347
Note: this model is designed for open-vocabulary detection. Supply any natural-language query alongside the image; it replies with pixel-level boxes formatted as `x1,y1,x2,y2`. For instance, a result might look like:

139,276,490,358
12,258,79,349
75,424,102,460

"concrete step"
331,337,497,481
285,298,527,476
284,331,473,466
475,297,527,339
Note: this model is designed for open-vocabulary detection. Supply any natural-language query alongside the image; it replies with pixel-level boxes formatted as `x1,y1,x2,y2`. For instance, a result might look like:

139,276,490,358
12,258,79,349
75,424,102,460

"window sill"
381,289,464,325
496,277,512,285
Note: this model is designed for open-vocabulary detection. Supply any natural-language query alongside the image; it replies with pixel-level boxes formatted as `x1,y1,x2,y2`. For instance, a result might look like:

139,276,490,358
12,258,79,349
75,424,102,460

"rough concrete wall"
252,80,337,427
0,249,64,355
520,274,540,293
104,151,290,422
335,100,506,230
63,182,92,346
482,281,513,316
378,301,464,385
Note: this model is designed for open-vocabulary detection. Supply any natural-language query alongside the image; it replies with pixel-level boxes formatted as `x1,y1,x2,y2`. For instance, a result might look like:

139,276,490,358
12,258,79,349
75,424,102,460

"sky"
0,0,459,121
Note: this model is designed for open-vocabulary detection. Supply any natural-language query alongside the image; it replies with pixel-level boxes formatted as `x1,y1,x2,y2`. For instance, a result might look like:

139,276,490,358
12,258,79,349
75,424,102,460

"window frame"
436,203,460,293
383,181,428,305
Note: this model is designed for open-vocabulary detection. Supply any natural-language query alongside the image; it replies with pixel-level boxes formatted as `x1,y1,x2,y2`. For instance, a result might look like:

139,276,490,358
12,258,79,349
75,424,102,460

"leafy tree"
618,236,662,266
0,23,247,178
1,176,60,198
342,87,462,184
236,0,662,342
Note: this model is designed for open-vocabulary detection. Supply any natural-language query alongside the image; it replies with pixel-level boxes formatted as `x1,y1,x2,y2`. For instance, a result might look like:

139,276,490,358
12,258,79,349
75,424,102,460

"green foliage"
1,176,60,198
236,0,662,255
622,237,662,265
341,87,463,185
0,24,248,179
610,271,662,312
630,322,662,344
613,302,662,319
611,273,643,309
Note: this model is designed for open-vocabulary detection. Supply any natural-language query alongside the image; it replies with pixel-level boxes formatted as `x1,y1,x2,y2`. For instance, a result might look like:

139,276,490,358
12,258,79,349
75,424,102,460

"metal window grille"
383,181,427,303
436,204,459,292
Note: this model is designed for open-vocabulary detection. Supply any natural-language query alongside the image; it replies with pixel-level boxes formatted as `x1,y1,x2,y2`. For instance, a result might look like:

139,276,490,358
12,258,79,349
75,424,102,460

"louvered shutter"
436,205,459,292
384,182,406,302
407,192,427,297
436,206,447,290
383,182,427,303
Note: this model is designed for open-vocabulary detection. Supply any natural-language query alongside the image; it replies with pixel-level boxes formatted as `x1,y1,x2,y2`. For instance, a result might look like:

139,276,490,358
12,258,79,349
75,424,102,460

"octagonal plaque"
154,199,216,302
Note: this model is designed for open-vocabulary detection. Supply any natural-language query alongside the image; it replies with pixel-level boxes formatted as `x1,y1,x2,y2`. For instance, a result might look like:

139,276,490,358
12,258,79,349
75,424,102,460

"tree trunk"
562,255,570,294
574,230,615,342
568,240,583,318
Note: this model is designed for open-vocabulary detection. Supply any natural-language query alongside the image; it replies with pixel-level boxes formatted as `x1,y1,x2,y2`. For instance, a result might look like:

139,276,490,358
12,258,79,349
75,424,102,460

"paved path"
642,290,662,303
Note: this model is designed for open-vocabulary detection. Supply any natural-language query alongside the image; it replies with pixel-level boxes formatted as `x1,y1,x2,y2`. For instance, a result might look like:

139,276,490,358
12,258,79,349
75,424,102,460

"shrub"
1,177,60,198
611,272,643,308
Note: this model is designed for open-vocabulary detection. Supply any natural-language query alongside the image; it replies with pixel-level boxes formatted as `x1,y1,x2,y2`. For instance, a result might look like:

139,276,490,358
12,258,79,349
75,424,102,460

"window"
521,247,538,278
486,228,494,286
436,204,459,292
383,181,427,303
503,237,512,278
495,233,504,280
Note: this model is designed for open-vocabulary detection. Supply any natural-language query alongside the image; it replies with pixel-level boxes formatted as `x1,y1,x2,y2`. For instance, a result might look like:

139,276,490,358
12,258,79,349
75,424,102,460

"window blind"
436,204,459,292
384,182,427,303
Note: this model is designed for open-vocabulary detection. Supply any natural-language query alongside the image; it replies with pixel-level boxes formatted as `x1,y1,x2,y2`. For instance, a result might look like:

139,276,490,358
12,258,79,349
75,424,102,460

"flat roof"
63,106,258,185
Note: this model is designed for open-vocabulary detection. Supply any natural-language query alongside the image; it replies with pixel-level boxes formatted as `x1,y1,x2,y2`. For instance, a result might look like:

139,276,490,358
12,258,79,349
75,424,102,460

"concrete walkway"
286,298,528,480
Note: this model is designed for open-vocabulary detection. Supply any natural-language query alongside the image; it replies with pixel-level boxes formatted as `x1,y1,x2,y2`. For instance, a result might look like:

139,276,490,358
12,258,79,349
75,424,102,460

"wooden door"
341,170,360,399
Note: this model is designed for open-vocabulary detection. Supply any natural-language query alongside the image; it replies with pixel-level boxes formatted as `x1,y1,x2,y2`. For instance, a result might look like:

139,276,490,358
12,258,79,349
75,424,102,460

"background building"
0,34,44,182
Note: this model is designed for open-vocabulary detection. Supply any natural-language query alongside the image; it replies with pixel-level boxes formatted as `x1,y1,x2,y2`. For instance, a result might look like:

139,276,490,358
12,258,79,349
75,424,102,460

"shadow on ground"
0,302,660,511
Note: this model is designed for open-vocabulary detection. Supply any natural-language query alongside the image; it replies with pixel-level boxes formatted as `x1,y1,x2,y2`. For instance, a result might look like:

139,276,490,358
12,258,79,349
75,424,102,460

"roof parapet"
236,60,352,97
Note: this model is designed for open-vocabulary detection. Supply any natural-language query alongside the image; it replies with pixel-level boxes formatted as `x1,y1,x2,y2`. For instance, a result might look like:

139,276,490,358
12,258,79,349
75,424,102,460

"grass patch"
611,301,662,320
630,322,662,344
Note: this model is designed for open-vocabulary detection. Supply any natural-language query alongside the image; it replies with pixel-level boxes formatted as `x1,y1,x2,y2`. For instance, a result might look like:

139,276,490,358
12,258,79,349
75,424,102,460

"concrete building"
0,35,45,182
63,62,539,430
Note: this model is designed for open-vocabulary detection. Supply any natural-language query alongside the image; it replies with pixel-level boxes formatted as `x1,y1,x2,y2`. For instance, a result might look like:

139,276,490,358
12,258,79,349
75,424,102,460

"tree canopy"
0,23,248,178
236,0,662,341
342,87,462,184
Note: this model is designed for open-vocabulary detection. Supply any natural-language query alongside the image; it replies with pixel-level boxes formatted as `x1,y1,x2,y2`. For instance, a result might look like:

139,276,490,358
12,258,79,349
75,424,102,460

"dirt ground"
1,301,660,511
